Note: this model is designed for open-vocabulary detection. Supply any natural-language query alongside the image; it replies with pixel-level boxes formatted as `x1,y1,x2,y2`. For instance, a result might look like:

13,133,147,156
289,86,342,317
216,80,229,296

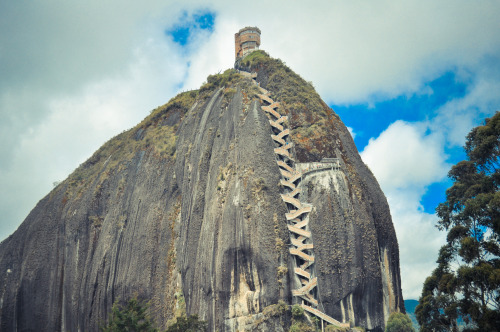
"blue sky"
334,71,470,214
167,11,215,46
335,72,469,151
0,1,499,301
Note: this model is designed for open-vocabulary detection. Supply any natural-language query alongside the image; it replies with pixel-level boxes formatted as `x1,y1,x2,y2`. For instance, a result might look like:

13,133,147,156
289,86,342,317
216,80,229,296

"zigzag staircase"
240,69,349,329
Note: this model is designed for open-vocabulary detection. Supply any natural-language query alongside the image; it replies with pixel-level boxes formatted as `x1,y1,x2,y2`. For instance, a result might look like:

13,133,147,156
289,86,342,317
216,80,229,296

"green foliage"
277,265,288,284
101,297,157,332
288,302,317,332
291,304,304,319
165,315,207,332
311,316,320,330
289,321,315,332
238,50,335,161
384,312,415,332
240,49,269,67
242,51,324,120
101,295,206,332
199,69,245,96
416,112,500,331
171,291,186,319
325,325,350,332
262,300,288,318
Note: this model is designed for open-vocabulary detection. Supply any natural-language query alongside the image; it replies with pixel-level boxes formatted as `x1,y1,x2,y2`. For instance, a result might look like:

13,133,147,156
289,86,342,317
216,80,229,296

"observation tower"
234,26,261,60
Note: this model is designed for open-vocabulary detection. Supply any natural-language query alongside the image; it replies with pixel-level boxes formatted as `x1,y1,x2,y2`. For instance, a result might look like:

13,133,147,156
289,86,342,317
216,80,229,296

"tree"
165,315,207,332
385,312,415,332
416,112,500,331
101,297,157,332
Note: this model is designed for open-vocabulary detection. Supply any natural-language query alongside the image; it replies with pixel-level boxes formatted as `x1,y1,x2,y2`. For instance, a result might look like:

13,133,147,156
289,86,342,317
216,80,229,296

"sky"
1,0,499,301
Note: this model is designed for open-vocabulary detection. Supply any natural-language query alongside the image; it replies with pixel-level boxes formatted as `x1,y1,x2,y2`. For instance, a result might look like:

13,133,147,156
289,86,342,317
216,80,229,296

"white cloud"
361,120,451,299
181,18,239,90
389,196,446,299
361,121,449,190
432,71,500,147
0,33,188,239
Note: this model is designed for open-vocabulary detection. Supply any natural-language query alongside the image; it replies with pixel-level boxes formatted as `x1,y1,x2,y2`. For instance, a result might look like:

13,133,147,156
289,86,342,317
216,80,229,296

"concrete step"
258,94,273,104
281,194,302,209
296,243,314,252
299,294,319,307
269,120,284,132
294,267,311,279
291,235,306,247
279,168,294,179
276,116,287,124
280,179,296,190
293,217,309,230
301,260,313,270
288,224,311,238
258,86,269,95
290,248,314,262
277,128,290,139
262,105,281,119
286,206,312,220
288,187,301,197
274,147,292,159
300,305,349,328
272,135,286,145
277,160,294,173
292,277,317,296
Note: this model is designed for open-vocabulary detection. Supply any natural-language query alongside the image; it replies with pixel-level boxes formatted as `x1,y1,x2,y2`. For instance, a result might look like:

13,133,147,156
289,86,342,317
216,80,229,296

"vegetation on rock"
63,89,197,204
241,51,325,117
416,112,500,331
199,68,260,102
101,297,157,332
291,304,305,319
164,315,207,332
237,50,339,162
101,296,207,332
324,325,351,332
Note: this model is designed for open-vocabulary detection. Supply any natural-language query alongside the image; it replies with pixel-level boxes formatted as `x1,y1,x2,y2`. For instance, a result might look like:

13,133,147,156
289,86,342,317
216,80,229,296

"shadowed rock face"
0,53,403,331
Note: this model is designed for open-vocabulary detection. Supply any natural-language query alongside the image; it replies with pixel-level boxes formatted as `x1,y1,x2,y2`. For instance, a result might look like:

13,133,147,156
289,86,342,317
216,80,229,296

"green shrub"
166,315,207,332
291,304,304,319
101,297,157,332
385,312,415,332
277,265,288,284
289,321,315,332
262,300,288,318
325,325,350,332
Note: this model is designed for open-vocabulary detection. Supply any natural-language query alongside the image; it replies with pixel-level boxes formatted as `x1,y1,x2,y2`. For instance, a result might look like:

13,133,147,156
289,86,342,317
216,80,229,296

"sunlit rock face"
296,162,402,330
0,52,403,332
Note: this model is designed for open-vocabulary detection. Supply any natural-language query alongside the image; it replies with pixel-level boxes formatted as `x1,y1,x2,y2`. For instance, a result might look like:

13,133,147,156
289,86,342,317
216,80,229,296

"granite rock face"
0,52,403,331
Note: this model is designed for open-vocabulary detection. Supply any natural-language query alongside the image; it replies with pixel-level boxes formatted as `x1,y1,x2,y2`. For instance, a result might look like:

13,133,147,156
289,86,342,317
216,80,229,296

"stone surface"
0,55,404,331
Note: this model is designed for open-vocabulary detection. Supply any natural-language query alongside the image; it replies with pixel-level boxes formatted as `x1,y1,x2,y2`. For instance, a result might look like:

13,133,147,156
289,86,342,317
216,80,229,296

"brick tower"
234,27,261,60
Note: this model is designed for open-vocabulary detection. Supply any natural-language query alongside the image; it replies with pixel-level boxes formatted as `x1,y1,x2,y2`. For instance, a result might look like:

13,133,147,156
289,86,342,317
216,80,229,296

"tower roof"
237,26,261,35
